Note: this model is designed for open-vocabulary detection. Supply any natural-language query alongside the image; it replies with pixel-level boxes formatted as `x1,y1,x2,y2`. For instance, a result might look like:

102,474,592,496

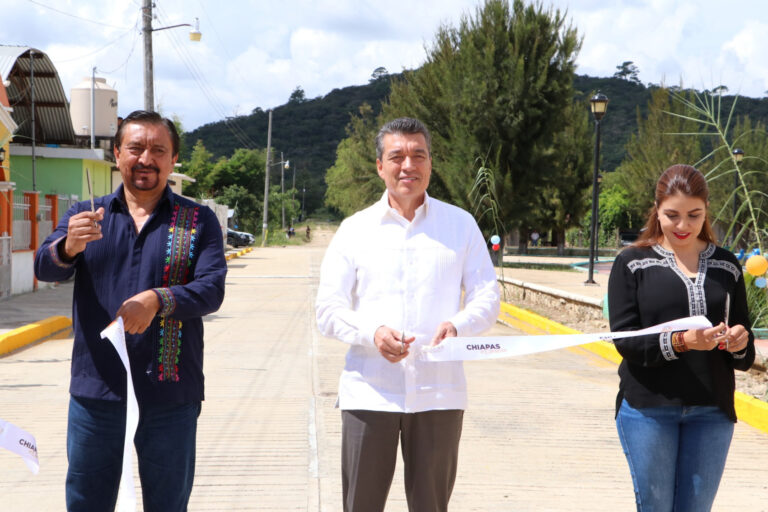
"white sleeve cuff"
660,331,678,361
732,349,748,360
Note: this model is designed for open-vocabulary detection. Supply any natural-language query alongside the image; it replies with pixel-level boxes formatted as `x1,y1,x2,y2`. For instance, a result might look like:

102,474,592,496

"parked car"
227,228,254,247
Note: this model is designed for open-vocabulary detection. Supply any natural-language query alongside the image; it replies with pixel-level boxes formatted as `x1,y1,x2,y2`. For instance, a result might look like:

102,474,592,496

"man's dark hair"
114,110,180,156
375,117,432,160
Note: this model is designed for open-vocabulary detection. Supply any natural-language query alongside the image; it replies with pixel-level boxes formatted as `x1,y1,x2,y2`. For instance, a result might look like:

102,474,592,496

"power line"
24,0,134,30
99,27,141,74
154,6,261,151
53,24,137,64
193,0,252,91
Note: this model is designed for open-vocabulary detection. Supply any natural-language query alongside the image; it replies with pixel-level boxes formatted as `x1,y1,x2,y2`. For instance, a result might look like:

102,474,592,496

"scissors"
86,168,96,226
721,293,730,351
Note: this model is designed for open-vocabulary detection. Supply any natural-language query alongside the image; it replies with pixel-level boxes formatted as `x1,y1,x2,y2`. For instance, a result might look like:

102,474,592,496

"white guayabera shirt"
316,191,500,413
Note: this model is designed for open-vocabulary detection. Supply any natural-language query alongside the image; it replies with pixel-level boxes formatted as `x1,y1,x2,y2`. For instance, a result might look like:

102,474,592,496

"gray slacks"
341,409,464,512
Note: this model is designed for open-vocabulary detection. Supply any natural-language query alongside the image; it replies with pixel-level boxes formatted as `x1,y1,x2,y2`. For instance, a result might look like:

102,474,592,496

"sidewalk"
0,282,73,334
501,253,608,302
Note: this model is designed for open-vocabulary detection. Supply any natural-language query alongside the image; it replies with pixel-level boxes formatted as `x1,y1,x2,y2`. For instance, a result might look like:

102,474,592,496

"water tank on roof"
70,77,118,138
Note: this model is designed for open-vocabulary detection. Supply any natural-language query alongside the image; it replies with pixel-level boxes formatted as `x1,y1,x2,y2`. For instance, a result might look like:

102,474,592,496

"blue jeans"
66,395,201,512
615,399,734,512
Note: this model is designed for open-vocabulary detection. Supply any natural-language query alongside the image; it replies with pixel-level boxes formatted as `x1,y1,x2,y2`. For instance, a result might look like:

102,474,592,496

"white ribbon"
420,316,713,362
0,418,39,474
100,317,139,512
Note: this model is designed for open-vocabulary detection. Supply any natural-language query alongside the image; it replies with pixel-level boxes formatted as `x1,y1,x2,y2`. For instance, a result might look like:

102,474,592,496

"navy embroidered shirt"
35,185,227,404
608,244,754,422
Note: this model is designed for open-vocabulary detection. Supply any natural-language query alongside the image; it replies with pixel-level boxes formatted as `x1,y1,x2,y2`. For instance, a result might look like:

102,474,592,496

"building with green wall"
9,145,114,202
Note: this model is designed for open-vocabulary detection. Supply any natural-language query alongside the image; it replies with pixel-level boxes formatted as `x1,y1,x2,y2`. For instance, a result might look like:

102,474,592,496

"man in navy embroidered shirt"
35,110,227,511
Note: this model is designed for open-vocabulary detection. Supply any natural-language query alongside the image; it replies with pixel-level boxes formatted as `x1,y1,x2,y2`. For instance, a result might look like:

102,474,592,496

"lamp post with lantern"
142,0,201,111
585,91,608,285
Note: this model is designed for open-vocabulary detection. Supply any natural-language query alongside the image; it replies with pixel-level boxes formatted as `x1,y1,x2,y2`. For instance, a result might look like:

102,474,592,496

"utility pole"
261,110,272,246
30,50,36,191
142,0,154,111
90,66,96,149
280,151,286,230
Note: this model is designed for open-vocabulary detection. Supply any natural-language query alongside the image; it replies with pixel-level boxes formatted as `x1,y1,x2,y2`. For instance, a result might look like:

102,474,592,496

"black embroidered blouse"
607,244,755,421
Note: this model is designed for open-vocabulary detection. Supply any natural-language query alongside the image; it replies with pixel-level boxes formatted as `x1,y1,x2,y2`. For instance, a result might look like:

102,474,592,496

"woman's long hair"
634,164,717,247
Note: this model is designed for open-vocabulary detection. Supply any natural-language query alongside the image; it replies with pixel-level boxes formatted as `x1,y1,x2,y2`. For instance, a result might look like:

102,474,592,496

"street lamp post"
732,147,745,247
280,152,290,230
260,111,289,246
585,91,609,286
142,0,201,111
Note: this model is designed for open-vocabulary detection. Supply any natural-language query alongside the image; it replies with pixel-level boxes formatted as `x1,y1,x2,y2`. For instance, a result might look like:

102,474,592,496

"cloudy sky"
3,0,767,131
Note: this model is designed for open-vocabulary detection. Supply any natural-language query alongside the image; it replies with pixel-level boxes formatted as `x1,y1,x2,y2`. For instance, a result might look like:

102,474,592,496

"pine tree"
606,87,703,224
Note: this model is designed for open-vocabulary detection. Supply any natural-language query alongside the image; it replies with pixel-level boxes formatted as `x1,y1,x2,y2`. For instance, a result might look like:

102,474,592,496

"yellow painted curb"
226,246,254,261
0,316,72,356
498,302,768,435
735,392,768,433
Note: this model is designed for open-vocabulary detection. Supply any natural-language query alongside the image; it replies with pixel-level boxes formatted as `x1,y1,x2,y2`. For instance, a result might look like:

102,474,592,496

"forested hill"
183,73,768,215
183,76,395,214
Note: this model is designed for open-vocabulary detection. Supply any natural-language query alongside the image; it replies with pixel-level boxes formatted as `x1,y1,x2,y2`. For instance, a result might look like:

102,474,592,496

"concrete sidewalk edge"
1,247,254,356
498,301,768,435
0,316,72,356
225,246,254,261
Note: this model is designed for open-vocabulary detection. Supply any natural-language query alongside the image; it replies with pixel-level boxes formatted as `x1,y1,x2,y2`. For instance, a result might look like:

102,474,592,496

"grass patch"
501,262,578,272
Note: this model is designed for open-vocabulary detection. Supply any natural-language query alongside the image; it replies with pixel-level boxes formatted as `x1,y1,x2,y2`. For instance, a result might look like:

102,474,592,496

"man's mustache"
131,164,160,173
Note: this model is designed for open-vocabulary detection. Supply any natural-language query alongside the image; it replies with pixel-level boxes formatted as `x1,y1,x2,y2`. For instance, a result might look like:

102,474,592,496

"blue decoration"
753,248,761,256
737,249,745,261
756,277,767,288
490,235,501,245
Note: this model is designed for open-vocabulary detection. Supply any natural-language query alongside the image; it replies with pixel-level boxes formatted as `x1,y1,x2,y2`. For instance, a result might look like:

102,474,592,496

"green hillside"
184,73,768,215
183,76,394,215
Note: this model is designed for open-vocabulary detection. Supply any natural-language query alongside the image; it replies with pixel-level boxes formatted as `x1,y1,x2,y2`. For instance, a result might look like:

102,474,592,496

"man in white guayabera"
316,117,500,512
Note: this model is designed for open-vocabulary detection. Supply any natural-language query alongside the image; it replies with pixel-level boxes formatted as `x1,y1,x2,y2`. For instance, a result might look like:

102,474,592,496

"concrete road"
1,233,767,510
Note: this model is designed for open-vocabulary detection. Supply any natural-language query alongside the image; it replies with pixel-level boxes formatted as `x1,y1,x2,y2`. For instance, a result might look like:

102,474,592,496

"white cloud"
4,0,768,129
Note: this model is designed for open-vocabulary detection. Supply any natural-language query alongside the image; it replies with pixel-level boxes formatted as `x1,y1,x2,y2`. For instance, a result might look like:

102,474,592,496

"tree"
613,61,641,84
172,115,189,162
288,86,307,104
206,147,266,196
534,98,593,253
324,103,383,216
606,87,703,225
382,0,584,240
598,184,633,245
183,140,215,198
217,184,261,233
370,67,389,81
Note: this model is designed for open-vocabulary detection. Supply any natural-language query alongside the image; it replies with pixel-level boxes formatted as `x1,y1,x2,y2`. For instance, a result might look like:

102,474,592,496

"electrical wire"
52,24,137,64
98,27,141,75
193,0,252,91
154,5,261,150
24,0,135,30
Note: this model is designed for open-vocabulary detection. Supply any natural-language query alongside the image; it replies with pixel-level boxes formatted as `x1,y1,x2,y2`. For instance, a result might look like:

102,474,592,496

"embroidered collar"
652,242,716,260
651,243,714,316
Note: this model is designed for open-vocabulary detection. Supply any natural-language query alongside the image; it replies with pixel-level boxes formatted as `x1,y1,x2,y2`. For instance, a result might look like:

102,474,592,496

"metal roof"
0,45,75,145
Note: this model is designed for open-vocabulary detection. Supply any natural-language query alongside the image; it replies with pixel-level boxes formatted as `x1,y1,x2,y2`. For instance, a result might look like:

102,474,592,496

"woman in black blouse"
608,164,754,511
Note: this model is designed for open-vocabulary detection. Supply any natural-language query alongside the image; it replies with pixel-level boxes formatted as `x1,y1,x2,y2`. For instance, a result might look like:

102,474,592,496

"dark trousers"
341,409,464,512
66,395,201,512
